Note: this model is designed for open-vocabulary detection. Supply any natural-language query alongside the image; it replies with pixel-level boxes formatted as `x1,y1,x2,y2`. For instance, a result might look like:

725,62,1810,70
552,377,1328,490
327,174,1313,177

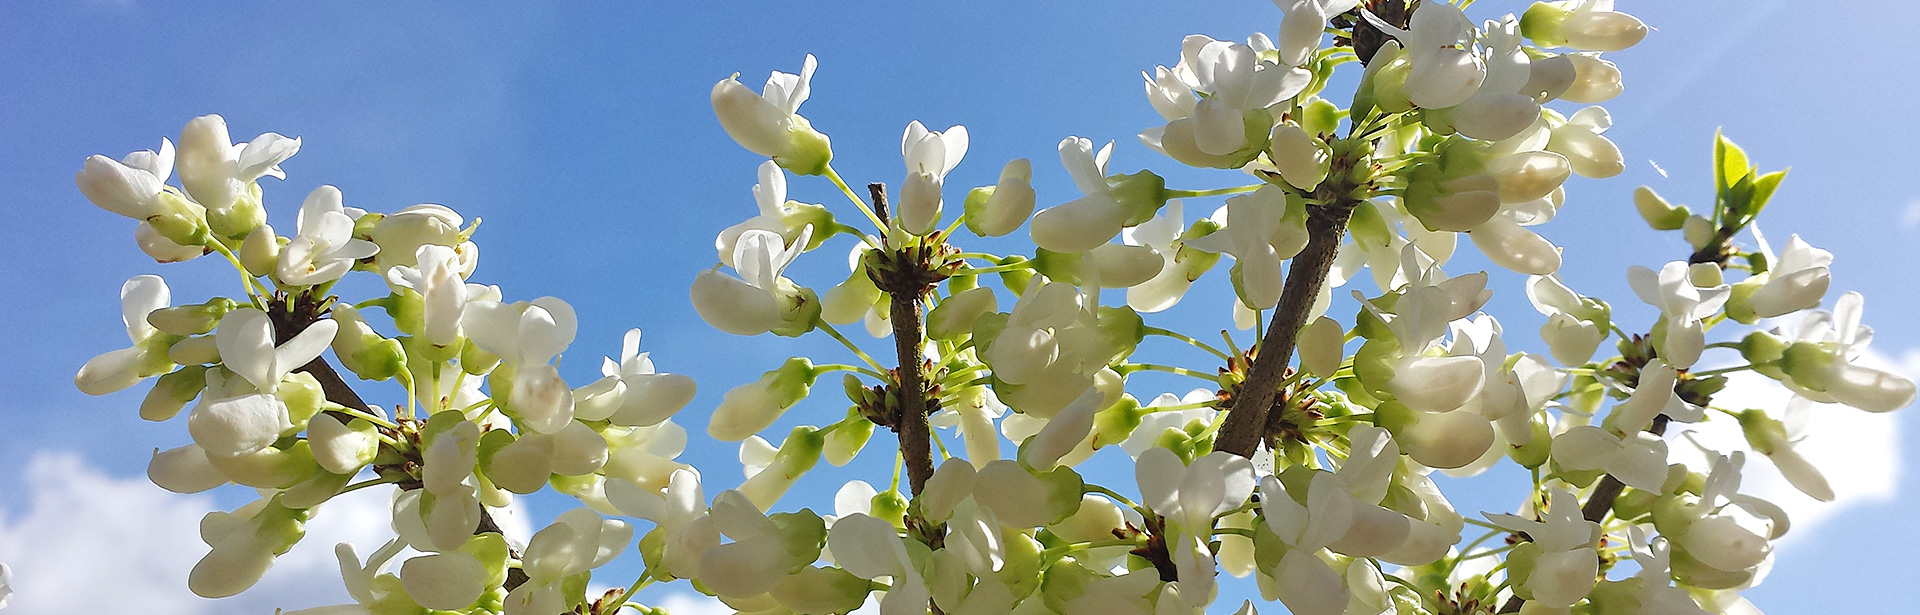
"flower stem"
825,165,890,232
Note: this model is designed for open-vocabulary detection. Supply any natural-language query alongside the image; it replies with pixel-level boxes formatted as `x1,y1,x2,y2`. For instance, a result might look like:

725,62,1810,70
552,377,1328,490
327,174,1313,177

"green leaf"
1743,169,1788,224
1714,130,1751,198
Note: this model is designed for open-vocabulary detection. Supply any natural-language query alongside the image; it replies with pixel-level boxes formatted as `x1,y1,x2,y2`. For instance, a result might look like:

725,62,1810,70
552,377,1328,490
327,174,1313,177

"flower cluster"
66,1,1914,615
74,115,700,613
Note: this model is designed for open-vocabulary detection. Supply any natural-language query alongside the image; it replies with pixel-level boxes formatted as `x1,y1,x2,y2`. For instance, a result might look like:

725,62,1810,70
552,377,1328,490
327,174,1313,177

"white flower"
607,468,716,580
504,509,633,615
830,513,930,615
969,158,1037,237
1562,54,1623,102
1137,449,1256,610
1551,426,1670,491
1526,274,1606,366
712,54,832,174
277,186,379,286
1365,2,1486,109
75,275,174,396
1774,292,1916,412
187,309,336,458
76,138,175,219
572,328,698,427
1628,261,1729,369
1486,489,1601,608
148,443,229,493
1611,359,1706,432
1548,106,1624,178
1747,233,1831,318
1672,450,1782,576
174,114,300,213
136,221,207,263
1123,201,1200,312
387,245,496,350
400,552,488,611
692,226,814,336
1738,399,1831,501
1031,137,1128,253
1625,527,1712,615
1139,36,1308,167
1185,186,1304,310
717,160,815,266
1275,0,1361,68
461,297,579,433
487,421,609,493
369,203,474,273
899,121,969,235
1539,0,1649,52
1452,16,1543,142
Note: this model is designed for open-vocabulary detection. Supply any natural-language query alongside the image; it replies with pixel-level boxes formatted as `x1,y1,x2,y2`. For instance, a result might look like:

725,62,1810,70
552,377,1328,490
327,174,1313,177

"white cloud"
1901,199,1920,230
0,451,532,614
1667,348,1915,550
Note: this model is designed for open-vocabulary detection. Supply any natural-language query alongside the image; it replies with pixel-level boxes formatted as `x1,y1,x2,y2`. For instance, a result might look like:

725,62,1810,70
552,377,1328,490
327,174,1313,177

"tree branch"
1215,199,1356,457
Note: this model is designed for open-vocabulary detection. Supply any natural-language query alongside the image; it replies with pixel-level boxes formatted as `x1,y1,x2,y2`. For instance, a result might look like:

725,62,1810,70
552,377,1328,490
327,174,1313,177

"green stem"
1166,185,1262,199
601,573,656,614
1116,363,1219,383
825,165,890,231
818,323,890,374
1144,326,1233,362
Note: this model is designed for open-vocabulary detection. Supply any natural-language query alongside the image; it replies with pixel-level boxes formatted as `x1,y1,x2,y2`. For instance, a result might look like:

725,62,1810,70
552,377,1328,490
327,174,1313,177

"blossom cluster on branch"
59,1,1915,615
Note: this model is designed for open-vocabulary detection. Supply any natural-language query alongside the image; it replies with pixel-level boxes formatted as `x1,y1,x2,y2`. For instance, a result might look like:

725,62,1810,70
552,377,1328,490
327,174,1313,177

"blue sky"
3,0,1918,612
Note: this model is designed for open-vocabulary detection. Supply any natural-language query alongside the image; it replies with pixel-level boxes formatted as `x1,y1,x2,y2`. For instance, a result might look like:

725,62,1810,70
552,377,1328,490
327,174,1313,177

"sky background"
3,0,1918,613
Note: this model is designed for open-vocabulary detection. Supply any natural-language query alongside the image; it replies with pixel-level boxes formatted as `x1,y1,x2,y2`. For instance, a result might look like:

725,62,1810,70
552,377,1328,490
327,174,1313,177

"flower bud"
309,414,381,475
927,287,998,340
141,365,209,421
1548,121,1623,179
1681,215,1716,250
971,460,1083,528
1487,151,1572,204
400,552,488,610
370,204,464,271
1562,54,1622,103
1633,186,1689,231
709,358,817,441
149,443,228,493
1087,243,1164,288
239,224,280,277
824,408,875,467
1297,317,1345,379
1268,124,1329,191
149,298,240,337
965,158,1037,237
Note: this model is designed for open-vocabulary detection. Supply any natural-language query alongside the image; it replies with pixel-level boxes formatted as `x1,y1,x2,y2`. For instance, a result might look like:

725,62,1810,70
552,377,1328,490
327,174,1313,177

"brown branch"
1214,200,1357,457
864,182,937,495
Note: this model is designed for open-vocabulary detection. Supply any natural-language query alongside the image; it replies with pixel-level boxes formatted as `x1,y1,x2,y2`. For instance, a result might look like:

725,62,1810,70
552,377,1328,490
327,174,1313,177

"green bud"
823,407,875,467
281,467,355,509
141,365,209,421
1613,487,1657,522
1649,492,1700,539
461,338,501,376
784,202,837,251
278,372,328,431
1107,170,1170,227
1780,341,1839,391
207,185,267,239
1506,413,1553,469
1091,396,1145,449
1347,200,1393,249
148,191,210,247
772,566,870,615
870,490,910,527
148,298,241,337
928,287,998,341
997,256,1035,295
1633,186,1690,231
207,440,321,489
1736,409,1789,457
1299,97,1344,137
775,116,833,176
1095,306,1145,364
1520,1,1575,47
770,285,823,338
388,289,426,337
168,335,221,366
